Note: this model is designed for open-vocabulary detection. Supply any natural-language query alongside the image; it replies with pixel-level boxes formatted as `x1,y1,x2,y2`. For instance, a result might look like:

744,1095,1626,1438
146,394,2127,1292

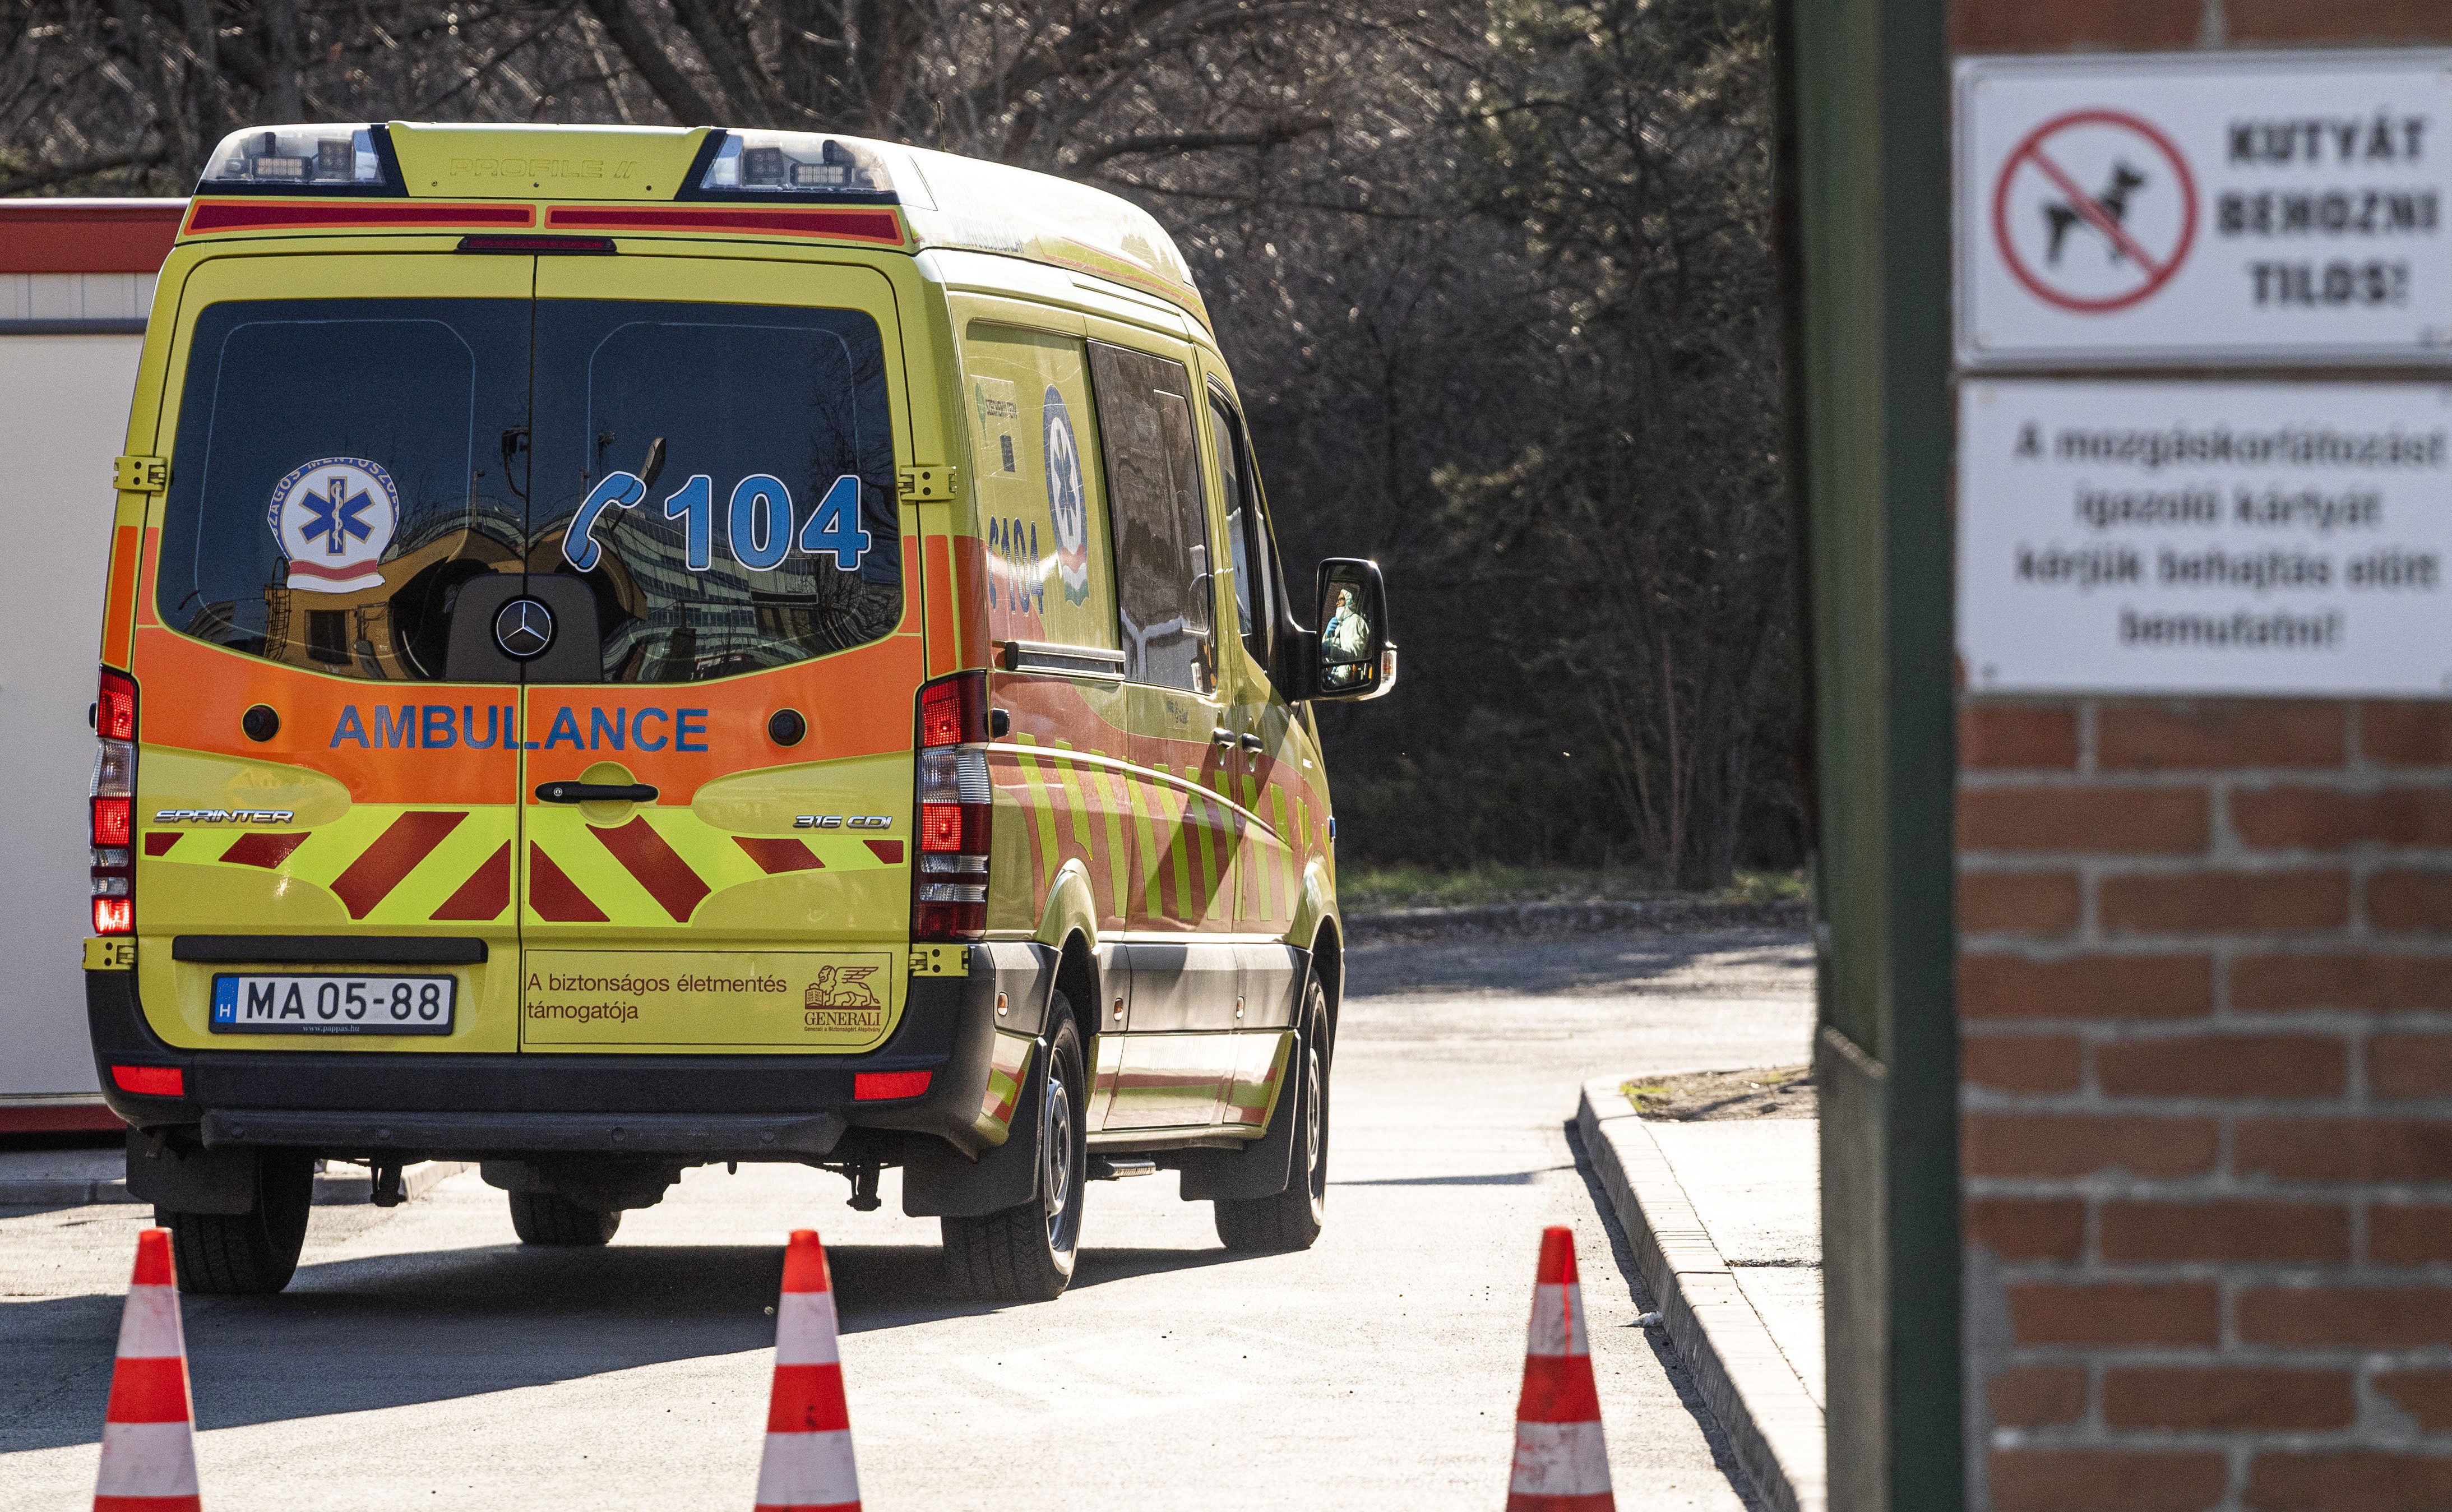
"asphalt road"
0,926,1812,1510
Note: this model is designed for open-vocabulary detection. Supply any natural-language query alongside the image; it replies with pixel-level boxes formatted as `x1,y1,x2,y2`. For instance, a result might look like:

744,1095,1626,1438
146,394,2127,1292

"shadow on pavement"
1345,928,1811,1000
0,1236,1241,1454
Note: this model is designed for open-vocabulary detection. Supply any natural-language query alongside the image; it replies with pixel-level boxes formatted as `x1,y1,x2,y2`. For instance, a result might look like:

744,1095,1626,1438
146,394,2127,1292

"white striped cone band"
114,1284,184,1361
94,1419,202,1500
753,1429,860,1511
1526,1283,1589,1358
774,1292,841,1367
1510,1419,1613,1499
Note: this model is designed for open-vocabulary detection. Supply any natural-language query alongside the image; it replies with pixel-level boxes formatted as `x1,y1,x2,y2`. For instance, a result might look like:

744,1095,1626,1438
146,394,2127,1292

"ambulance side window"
959,323,1119,653
1205,390,1275,675
1086,342,1212,695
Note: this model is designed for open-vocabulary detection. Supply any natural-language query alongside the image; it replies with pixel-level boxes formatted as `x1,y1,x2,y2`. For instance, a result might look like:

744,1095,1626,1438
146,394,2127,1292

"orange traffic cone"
94,1227,201,1512
1507,1226,1614,1511
754,1229,859,1512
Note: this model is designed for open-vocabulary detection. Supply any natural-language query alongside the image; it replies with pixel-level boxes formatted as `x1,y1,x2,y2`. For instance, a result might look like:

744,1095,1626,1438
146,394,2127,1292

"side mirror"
1309,558,1396,702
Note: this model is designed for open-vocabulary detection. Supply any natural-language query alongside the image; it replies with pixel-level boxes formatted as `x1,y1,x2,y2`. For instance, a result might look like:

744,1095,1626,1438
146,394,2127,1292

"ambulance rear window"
156,298,531,681
154,295,900,685
529,300,900,683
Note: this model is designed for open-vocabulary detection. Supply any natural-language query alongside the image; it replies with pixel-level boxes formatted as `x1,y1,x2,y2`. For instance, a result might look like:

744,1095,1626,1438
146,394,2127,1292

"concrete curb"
0,1158,475,1208
1577,1079,1826,1512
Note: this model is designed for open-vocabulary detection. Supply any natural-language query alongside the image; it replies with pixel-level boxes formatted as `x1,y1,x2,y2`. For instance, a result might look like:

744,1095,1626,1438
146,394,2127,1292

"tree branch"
1067,115,1333,171
0,148,169,196
576,0,721,124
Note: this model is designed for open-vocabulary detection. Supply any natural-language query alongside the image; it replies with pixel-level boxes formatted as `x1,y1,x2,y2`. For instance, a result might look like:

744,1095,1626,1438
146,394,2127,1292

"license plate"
210,974,456,1035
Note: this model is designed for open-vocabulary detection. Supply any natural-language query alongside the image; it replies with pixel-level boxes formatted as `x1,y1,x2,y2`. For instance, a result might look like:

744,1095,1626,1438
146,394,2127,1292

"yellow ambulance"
84,122,1394,1297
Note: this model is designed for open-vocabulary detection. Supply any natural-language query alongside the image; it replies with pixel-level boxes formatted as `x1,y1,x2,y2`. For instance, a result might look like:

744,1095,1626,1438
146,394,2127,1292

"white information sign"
1960,381,2452,695
1957,52,2452,367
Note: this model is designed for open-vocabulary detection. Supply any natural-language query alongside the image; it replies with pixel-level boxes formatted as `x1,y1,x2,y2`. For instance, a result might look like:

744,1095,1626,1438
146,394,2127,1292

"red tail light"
90,668,137,937
111,1064,182,1097
913,672,991,942
854,1070,933,1101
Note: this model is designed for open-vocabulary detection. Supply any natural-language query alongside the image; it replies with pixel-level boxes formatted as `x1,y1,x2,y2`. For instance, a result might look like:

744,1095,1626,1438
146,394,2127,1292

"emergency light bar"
198,124,399,192
690,131,900,201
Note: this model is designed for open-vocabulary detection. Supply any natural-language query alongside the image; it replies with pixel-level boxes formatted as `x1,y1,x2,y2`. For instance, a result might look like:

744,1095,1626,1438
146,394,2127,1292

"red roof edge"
0,198,189,275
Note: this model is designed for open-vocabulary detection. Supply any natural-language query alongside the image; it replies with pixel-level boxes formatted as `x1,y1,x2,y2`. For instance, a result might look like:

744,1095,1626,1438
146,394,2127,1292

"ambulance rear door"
133,252,535,1052
514,255,924,1055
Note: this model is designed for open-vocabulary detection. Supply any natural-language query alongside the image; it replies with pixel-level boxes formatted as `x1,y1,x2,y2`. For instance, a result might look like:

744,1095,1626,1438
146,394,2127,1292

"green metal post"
1774,0,1963,1505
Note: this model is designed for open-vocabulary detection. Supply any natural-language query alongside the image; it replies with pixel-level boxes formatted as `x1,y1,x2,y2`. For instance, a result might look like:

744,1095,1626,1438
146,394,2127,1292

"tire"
508,1190,622,1246
160,1150,314,1295
1216,977,1330,1254
942,996,1087,1302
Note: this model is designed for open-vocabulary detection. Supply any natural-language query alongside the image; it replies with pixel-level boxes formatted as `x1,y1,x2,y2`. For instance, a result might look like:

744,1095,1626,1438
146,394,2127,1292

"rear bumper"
88,941,1056,1162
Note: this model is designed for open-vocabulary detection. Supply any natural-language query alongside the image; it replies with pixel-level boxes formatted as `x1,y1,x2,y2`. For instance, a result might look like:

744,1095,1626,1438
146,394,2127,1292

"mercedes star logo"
494,597,556,660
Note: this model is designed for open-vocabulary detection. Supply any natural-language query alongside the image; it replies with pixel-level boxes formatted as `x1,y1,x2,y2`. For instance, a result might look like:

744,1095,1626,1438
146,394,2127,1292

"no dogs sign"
1957,52,2452,367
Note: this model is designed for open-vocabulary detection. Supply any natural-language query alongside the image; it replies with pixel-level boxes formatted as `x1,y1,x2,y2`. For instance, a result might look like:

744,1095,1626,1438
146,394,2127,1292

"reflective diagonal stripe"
738,836,826,874
1127,773,1164,919
330,810,466,918
221,831,309,869
593,816,713,922
1095,768,1131,921
142,833,182,857
1270,784,1299,923
430,841,512,922
1010,739,1062,893
528,843,609,922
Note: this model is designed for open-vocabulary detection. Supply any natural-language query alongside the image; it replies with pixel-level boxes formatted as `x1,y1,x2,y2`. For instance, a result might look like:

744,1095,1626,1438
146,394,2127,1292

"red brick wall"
1960,699,2452,1508
1951,1,2452,1502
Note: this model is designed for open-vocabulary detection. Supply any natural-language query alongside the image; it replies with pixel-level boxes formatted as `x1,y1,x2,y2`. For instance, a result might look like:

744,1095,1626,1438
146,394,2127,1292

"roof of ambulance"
177,122,1213,330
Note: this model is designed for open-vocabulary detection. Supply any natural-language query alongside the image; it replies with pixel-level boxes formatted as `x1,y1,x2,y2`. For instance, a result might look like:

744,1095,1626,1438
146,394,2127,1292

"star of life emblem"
267,456,398,593
1044,388,1091,604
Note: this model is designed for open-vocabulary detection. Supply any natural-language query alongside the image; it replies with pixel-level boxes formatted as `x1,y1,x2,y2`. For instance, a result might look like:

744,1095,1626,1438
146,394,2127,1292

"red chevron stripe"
528,844,609,922
143,833,182,857
330,812,465,918
864,839,903,864
595,818,712,922
221,831,308,869
737,836,825,875
431,841,511,921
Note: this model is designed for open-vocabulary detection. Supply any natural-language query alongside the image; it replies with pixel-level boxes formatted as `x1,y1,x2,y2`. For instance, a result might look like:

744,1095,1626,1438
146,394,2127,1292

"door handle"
1238,733,1264,752
1211,726,1236,747
535,782,658,804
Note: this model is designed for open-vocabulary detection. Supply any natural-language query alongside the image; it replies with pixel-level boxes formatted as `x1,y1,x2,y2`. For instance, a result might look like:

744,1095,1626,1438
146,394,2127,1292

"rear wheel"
161,1149,314,1295
942,997,1087,1302
508,1191,622,1246
1216,978,1330,1253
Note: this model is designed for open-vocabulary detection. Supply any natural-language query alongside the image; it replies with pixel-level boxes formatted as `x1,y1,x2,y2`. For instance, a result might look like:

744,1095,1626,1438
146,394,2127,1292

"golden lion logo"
804,965,881,1010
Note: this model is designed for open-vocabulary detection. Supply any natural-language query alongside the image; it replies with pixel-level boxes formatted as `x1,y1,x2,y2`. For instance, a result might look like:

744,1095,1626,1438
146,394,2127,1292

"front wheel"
161,1149,314,1294
1215,979,1330,1254
942,997,1088,1302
